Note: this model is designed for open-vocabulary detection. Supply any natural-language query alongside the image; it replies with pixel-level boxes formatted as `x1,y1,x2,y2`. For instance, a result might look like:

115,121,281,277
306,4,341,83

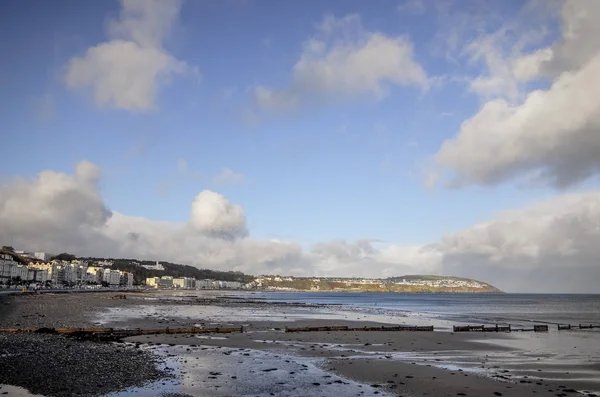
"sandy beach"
1,290,598,397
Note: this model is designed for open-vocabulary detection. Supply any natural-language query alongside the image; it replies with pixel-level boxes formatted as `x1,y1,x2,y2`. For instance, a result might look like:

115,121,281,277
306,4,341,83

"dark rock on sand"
0,334,166,397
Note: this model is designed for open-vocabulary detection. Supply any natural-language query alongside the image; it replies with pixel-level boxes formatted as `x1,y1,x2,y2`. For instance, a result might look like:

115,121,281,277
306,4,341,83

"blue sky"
1,0,600,291
1,0,553,239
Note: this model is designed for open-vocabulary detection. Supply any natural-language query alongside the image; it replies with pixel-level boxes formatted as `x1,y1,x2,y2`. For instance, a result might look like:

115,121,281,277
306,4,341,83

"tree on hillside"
2,246,14,252
52,253,77,261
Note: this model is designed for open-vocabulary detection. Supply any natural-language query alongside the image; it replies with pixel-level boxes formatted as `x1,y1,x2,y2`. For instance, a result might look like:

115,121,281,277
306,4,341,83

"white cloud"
254,14,428,112
309,240,442,278
211,168,246,187
3,162,600,292
433,0,600,188
190,191,248,239
397,0,426,15
64,0,190,111
540,0,600,77
432,0,556,98
0,161,116,256
462,22,551,100
438,190,600,292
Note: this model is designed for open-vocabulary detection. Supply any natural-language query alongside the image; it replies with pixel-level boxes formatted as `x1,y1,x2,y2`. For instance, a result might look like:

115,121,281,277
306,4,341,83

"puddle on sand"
107,344,394,397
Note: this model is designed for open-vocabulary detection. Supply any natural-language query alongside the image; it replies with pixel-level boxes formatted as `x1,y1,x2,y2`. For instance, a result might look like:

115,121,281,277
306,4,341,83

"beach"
0,290,599,396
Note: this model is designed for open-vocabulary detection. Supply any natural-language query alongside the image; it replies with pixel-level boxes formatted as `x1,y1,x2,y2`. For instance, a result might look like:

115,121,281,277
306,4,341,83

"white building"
0,255,49,284
0,254,18,280
15,250,35,258
159,276,173,288
51,264,65,284
146,277,160,288
33,269,48,283
120,272,134,288
34,252,53,261
103,269,121,286
86,266,103,283
173,277,195,289
10,264,29,280
141,261,165,271
196,279,214,289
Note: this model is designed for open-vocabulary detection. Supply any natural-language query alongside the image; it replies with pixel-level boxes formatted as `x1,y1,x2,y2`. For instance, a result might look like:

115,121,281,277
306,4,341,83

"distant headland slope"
1,249,500,292
252,274,502,293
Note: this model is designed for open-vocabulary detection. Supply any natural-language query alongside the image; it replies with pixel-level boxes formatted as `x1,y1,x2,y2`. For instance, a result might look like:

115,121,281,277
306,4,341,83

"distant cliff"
2,248,501,292
251,274,502,293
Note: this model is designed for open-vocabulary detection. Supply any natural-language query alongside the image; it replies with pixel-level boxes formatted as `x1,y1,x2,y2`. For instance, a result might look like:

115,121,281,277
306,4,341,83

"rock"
0,333,167,397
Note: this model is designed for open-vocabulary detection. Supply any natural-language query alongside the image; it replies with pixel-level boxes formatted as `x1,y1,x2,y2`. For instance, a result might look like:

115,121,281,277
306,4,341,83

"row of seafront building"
1,250,246,290
1,252,133,288
145,276,244,290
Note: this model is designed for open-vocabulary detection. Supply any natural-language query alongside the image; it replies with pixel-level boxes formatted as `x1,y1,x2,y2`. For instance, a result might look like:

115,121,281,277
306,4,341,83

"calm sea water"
252,292,600,327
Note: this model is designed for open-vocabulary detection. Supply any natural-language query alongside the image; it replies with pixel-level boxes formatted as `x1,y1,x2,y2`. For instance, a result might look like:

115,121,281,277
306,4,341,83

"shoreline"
1,290,599,396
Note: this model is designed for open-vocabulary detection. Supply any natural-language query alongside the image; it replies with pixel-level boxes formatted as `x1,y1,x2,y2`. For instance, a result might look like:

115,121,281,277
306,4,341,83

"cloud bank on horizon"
2,0,600,293
2,160,600,293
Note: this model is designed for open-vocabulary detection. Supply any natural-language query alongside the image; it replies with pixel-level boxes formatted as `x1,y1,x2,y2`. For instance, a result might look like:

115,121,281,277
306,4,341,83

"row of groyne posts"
0,325,434,341
452,323,600,333
0,323,597,341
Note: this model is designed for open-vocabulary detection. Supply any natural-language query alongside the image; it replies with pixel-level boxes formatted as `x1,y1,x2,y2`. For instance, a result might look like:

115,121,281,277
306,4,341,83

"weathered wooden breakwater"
452,324,549,332
285,325,434,333
453,324,512,332
2,322,595,340
0,326,244,341
557,324,600,330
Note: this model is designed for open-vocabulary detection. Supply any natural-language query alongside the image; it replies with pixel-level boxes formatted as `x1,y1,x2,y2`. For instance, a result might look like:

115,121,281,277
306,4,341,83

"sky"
1,0,600,293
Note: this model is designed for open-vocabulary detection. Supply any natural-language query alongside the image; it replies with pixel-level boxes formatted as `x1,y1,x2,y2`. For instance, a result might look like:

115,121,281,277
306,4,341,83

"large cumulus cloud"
0,162,117,256
189,191,248,239
65,0,191,111
438,191,600,292
433,0,600,189
1,162,599,292
253,14,428,113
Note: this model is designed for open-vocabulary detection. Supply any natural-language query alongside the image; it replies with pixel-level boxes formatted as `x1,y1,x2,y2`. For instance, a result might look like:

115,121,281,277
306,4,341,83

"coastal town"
0,248,244,290
0,246,499,293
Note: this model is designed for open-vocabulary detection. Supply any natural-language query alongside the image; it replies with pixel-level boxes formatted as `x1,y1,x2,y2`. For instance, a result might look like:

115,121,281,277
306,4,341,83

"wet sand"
1,290,599,396
124,330,599,397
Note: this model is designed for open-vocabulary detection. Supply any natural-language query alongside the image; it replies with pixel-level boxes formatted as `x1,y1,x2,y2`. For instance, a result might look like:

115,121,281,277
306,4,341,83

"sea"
250,292,600,328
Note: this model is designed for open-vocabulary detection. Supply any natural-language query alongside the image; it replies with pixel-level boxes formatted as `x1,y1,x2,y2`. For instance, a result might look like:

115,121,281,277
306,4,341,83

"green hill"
76,256,254,285
253,275,501,293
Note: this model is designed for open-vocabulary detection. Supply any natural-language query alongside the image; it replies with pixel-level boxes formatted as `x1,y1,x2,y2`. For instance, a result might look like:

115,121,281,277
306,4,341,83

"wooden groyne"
557,324,600,330
0,326,244,341
453,324,512,332
285,325,434,333
453,324,549,332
